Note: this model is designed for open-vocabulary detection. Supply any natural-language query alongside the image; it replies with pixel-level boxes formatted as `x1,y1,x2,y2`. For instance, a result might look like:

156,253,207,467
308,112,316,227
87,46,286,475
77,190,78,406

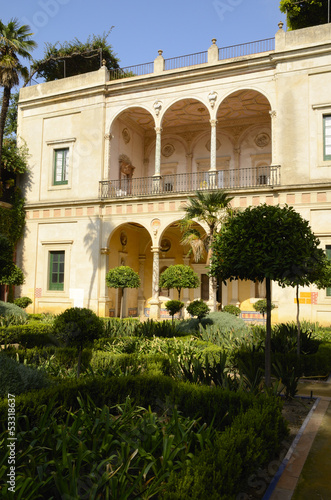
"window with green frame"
49,251,65,291
326,246,331,297
323,115,331,161
54,148,69,185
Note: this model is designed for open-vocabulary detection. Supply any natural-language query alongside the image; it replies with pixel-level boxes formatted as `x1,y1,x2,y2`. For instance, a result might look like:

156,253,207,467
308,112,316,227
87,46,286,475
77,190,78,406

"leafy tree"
280,0,329,30
210,204,326,385
14,296,32,309
165,300,184,323
179,190,234,311
106,266,141,319
0,18,36,188
159,265,200,300
53,307,103,376
31,31,120,82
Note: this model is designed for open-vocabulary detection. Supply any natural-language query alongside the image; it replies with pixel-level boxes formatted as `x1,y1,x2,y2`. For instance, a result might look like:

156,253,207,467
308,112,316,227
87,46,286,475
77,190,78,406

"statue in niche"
119,154,135,194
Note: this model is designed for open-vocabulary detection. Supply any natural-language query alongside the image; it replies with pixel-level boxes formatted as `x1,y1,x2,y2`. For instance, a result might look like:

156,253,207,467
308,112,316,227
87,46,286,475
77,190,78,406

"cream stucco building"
17,22,331,324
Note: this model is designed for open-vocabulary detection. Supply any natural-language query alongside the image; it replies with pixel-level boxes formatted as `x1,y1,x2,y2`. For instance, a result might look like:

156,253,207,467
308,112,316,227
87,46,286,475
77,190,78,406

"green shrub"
0,300,28,326
187,300,210,320
0,374,275,433
0,323,58,348
101,317,138,338
0,396,215,499
162,398,287,499
13,296,33,309
0,352,50,396
205,311,249,333
223,304,241,316
134,319,183,338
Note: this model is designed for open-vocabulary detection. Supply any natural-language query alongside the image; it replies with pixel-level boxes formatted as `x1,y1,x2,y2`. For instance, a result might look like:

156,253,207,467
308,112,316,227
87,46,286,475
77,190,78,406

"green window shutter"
323,116,331,161
49,251,65,291
326,246,331,297
54,149,69,185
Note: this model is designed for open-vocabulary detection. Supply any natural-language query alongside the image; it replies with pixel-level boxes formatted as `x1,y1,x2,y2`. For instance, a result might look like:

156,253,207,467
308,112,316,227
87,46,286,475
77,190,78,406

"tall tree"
0,18,36,189
280,0,330,30
159,265,200,300
210,204,326,386
179,190,234,311
31,31,119,82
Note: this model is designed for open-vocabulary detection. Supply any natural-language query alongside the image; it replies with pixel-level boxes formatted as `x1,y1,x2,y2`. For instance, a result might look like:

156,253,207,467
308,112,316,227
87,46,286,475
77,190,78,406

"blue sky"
2,0,286,70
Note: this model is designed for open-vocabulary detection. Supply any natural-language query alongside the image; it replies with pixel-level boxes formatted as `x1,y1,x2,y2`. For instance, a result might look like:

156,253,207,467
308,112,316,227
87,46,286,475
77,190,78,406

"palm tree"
179,190,234,311
0,18,36,188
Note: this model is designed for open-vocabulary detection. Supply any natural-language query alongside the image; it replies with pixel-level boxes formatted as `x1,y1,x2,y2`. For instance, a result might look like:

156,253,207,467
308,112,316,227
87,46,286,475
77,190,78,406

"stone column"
269,110,277,167
99,247,110,317
207,274,218,313
149,246,160,319
230,280,240,306
153,127,162,192
138,255,146,317
209,119,218,188
182,256,191,318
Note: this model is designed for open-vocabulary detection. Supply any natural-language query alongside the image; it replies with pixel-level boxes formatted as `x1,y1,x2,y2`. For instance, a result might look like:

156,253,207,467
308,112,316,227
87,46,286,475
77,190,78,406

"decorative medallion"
120,231,128,247
122,128,131,144
160,238,171,252
205,138,221,152
153,100,162,116
161,143,175,157
254,133,270,148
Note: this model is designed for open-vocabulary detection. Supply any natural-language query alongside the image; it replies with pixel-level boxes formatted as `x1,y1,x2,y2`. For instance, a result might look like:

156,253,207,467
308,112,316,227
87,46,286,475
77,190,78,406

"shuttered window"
54,148,69,185
326,246,331,297
49,251,65,291
324,116,331,160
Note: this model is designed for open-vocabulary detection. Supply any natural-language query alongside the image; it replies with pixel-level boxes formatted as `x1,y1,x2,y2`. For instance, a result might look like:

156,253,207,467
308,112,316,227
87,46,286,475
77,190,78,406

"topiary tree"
53,307,103,376
159,265,200,300
253,299,276,318
187,300,210,327
165,300,184,324
223,304,241,317
211,203,327,385
106,266,141,319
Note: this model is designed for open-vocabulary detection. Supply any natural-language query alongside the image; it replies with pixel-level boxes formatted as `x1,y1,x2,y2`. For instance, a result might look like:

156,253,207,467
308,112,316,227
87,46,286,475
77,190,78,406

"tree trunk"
120,288,124,319
296,284,301,358
265,277,272,387
0,86,11,186
77,349,82,377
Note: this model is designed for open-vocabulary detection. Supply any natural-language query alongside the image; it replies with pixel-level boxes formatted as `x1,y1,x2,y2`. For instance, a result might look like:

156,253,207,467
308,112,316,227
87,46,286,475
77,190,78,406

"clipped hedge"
2,346,92,368
0,374,281,433
0,323,59,348
161,397,287,499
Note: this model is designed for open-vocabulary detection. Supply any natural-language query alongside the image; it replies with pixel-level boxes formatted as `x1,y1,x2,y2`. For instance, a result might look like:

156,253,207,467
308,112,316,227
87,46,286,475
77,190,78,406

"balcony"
99,165,280,200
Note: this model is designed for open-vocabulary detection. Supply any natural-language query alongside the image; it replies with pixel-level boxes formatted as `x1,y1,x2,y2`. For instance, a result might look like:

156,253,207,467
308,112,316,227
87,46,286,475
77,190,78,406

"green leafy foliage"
106,266,141,289
53,307,103,351
165,300,184,320
253,299,276,317
14,296,33,309
0,300,27,322
32,31,120,82
223,304,241,316
159,265,200,299
134,319,182,338
280,0,329,30
187,300,210,320
0,352,49,396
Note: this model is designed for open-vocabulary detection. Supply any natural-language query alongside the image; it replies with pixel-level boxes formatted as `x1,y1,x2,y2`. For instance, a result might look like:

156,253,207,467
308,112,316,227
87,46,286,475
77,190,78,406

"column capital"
269,110,276,119
100,247,110,255
154,126,163,134
209,119,218,127
151,246,160,253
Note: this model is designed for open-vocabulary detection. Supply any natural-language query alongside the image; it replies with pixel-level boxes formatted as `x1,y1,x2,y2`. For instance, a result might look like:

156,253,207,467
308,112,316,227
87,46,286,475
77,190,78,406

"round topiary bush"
187,300,210,321
53,307,104,376
223,304,241,317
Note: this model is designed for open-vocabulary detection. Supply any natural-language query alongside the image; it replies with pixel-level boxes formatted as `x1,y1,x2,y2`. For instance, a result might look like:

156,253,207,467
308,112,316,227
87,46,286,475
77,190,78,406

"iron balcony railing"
108,38,275,80
99,165,280,200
